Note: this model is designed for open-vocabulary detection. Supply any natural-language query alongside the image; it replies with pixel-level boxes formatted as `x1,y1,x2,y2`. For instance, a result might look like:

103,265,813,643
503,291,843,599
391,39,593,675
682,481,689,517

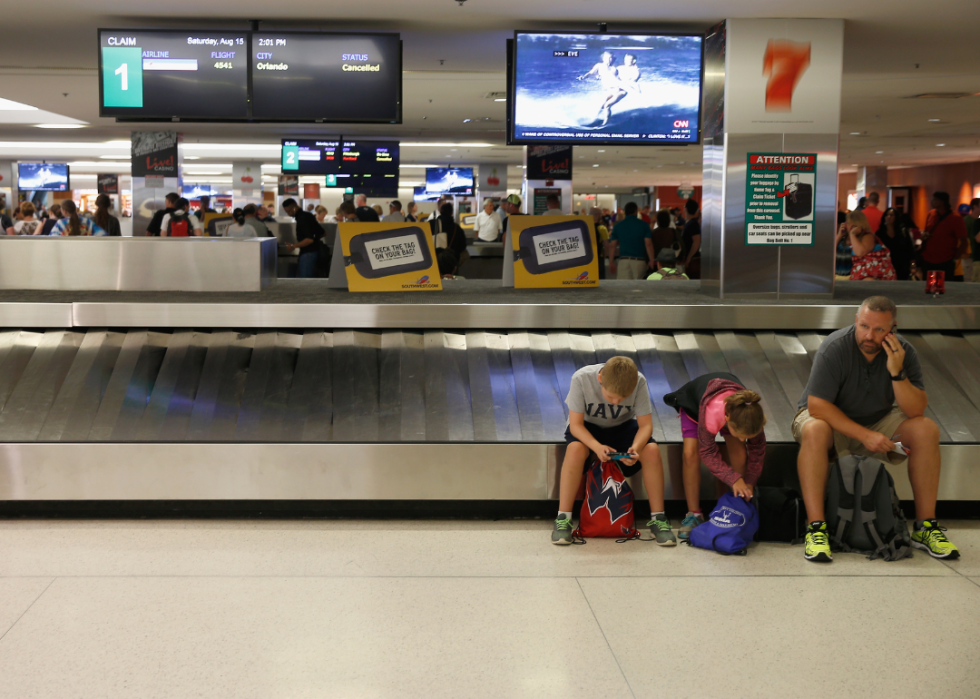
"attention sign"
745,152,816,246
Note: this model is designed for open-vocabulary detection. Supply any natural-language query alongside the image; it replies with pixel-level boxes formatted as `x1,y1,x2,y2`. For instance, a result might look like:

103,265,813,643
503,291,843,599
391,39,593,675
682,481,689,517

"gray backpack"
825,455,912,561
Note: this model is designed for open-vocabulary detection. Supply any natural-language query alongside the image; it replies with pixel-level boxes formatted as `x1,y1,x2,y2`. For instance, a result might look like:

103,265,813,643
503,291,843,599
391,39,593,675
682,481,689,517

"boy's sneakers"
911,519,960,559
804,521,833,562
677,511,705,541
647,514,677,546
552,514,574,545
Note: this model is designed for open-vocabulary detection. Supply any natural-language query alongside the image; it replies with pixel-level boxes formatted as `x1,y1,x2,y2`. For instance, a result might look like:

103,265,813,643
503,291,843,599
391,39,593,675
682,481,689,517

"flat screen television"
99,29,249,120
425,167,474,196
508,31,703,145
413,186,442,202
251,32,402,122
18,163,69,191
281,139,341,175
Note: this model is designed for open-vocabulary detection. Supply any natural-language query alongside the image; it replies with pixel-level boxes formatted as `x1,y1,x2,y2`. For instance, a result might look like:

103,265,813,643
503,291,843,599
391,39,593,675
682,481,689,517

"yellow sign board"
339,222,443,292
510,215,599,288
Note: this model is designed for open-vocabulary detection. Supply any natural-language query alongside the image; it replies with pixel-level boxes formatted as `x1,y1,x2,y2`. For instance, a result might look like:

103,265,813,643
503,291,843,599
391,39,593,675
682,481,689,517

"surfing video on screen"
425,167,474,195
511,32,703,145
18,163,69,191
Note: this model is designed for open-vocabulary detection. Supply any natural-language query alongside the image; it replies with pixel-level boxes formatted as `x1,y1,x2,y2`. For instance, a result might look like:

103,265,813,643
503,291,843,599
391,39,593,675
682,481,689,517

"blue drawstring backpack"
689,492,759,555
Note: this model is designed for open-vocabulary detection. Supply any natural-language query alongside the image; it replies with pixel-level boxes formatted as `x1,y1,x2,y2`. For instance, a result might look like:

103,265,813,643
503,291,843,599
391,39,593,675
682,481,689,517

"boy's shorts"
680,409,731,440
563,419,655,477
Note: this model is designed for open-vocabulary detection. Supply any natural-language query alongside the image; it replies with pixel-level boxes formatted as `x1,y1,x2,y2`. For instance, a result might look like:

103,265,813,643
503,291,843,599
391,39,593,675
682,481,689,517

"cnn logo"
673,120,689,128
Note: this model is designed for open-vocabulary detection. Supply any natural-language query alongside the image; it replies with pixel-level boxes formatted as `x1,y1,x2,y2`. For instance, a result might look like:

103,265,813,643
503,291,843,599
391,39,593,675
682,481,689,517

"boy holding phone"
552,357,676,546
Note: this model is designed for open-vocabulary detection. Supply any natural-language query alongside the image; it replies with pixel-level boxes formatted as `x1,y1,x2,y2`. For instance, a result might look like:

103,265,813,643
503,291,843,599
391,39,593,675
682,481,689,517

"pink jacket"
697,378,766,487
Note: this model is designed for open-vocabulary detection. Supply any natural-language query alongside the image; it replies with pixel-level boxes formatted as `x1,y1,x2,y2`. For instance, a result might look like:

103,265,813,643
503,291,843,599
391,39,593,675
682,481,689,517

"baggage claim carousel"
2,280,980,514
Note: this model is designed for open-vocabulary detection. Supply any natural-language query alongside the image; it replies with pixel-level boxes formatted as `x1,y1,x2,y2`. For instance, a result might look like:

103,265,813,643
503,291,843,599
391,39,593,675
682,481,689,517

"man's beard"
860,340,881,354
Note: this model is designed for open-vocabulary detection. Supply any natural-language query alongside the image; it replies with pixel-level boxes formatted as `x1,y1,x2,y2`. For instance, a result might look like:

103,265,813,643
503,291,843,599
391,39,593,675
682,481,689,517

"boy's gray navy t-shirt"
796,325,924,426
565,364,652,428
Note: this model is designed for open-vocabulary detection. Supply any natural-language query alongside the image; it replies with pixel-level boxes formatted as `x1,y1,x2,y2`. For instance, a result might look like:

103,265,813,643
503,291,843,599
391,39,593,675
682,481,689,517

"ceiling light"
928,118,942,122
99,155,130,160
185,156,200,160
34,123,85,129
593,164,599,168
937,143,946,146
597,149,605,153
462,119,472,123
493,98,507,102
849,132,862,135
875,151,884,154
0,98,38,111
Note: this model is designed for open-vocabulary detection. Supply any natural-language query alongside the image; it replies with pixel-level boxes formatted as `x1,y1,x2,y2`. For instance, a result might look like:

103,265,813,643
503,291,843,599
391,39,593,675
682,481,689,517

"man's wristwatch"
890,369,907,381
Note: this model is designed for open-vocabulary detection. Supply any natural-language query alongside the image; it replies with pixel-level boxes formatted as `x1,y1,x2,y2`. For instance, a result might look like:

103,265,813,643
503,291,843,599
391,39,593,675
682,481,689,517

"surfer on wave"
577,51,642,126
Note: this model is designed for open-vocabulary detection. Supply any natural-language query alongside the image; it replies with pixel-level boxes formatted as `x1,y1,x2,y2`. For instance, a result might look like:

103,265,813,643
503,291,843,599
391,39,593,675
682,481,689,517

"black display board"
98,29,402,123
251,32,402,122
99,29,249,120
340,140,399,175
281,140,342,175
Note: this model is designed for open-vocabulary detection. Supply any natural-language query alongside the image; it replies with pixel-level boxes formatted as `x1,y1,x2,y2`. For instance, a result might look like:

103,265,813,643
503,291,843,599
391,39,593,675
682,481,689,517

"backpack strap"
708,529,748,556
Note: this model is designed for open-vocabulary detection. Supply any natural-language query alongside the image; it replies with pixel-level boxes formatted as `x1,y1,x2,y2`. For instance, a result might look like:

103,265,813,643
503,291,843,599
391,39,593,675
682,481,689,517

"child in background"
664,372,768,540
553,356,676,546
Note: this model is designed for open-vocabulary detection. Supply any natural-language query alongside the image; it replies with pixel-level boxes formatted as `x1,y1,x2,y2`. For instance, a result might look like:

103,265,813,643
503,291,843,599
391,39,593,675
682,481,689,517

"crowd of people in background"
4,187,978,287
836,190,976,283
0,195,119,237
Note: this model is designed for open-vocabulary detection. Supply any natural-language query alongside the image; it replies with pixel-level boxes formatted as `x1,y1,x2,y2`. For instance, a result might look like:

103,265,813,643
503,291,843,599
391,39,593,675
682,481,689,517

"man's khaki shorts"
792,406,910,465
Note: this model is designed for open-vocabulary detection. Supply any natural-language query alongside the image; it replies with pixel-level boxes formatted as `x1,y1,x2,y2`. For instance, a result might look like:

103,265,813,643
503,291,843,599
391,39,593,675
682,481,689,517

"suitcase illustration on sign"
784,174,813,220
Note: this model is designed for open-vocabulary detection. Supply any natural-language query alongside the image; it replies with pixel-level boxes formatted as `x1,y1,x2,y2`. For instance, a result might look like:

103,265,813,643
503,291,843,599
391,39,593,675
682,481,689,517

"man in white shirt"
382,200,406,223
475,199,503,242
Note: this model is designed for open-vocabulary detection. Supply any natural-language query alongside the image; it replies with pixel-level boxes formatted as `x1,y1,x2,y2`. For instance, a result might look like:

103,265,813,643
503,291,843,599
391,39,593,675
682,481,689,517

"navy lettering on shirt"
585,403,632,420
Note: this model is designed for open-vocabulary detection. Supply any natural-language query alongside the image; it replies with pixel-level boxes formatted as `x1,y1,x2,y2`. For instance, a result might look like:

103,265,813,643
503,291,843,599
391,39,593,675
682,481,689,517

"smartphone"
607,452,634,461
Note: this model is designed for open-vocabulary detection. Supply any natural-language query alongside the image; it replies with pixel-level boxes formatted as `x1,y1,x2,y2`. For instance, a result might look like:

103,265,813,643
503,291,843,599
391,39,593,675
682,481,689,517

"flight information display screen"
99,29,249,120
251,32,402,122
281,139,341,174
340,140,399,175
509,32,703,145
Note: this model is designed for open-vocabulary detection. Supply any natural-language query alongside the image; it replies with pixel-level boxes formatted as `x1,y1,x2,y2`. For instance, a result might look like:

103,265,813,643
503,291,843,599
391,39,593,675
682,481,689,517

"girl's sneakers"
677,511,705,541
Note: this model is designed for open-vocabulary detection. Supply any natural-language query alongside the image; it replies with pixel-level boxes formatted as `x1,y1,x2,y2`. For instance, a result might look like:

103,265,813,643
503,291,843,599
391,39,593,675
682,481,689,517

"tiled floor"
1,519,978,699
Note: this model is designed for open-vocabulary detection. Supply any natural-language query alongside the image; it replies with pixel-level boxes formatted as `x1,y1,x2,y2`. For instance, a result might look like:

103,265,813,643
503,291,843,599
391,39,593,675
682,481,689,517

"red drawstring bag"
573,461,639,540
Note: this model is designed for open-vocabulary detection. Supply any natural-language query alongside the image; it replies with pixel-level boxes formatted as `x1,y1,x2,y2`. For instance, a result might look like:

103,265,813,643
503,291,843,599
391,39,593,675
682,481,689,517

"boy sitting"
553,356,677,546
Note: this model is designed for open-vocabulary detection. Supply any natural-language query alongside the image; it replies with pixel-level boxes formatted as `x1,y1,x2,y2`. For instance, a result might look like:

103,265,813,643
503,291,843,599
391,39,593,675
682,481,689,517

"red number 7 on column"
762,40,811,111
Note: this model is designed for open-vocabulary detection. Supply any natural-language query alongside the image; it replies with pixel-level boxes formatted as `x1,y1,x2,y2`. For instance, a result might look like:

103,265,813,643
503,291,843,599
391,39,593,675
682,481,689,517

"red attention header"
750,155,815,165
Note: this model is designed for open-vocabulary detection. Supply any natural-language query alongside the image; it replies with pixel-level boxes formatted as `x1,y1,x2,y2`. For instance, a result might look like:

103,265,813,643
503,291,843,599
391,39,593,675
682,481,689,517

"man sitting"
793,295,959,562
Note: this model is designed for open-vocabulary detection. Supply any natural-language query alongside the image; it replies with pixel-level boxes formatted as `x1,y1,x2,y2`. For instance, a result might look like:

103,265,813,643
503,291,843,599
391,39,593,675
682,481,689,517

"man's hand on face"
883,332,906,376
